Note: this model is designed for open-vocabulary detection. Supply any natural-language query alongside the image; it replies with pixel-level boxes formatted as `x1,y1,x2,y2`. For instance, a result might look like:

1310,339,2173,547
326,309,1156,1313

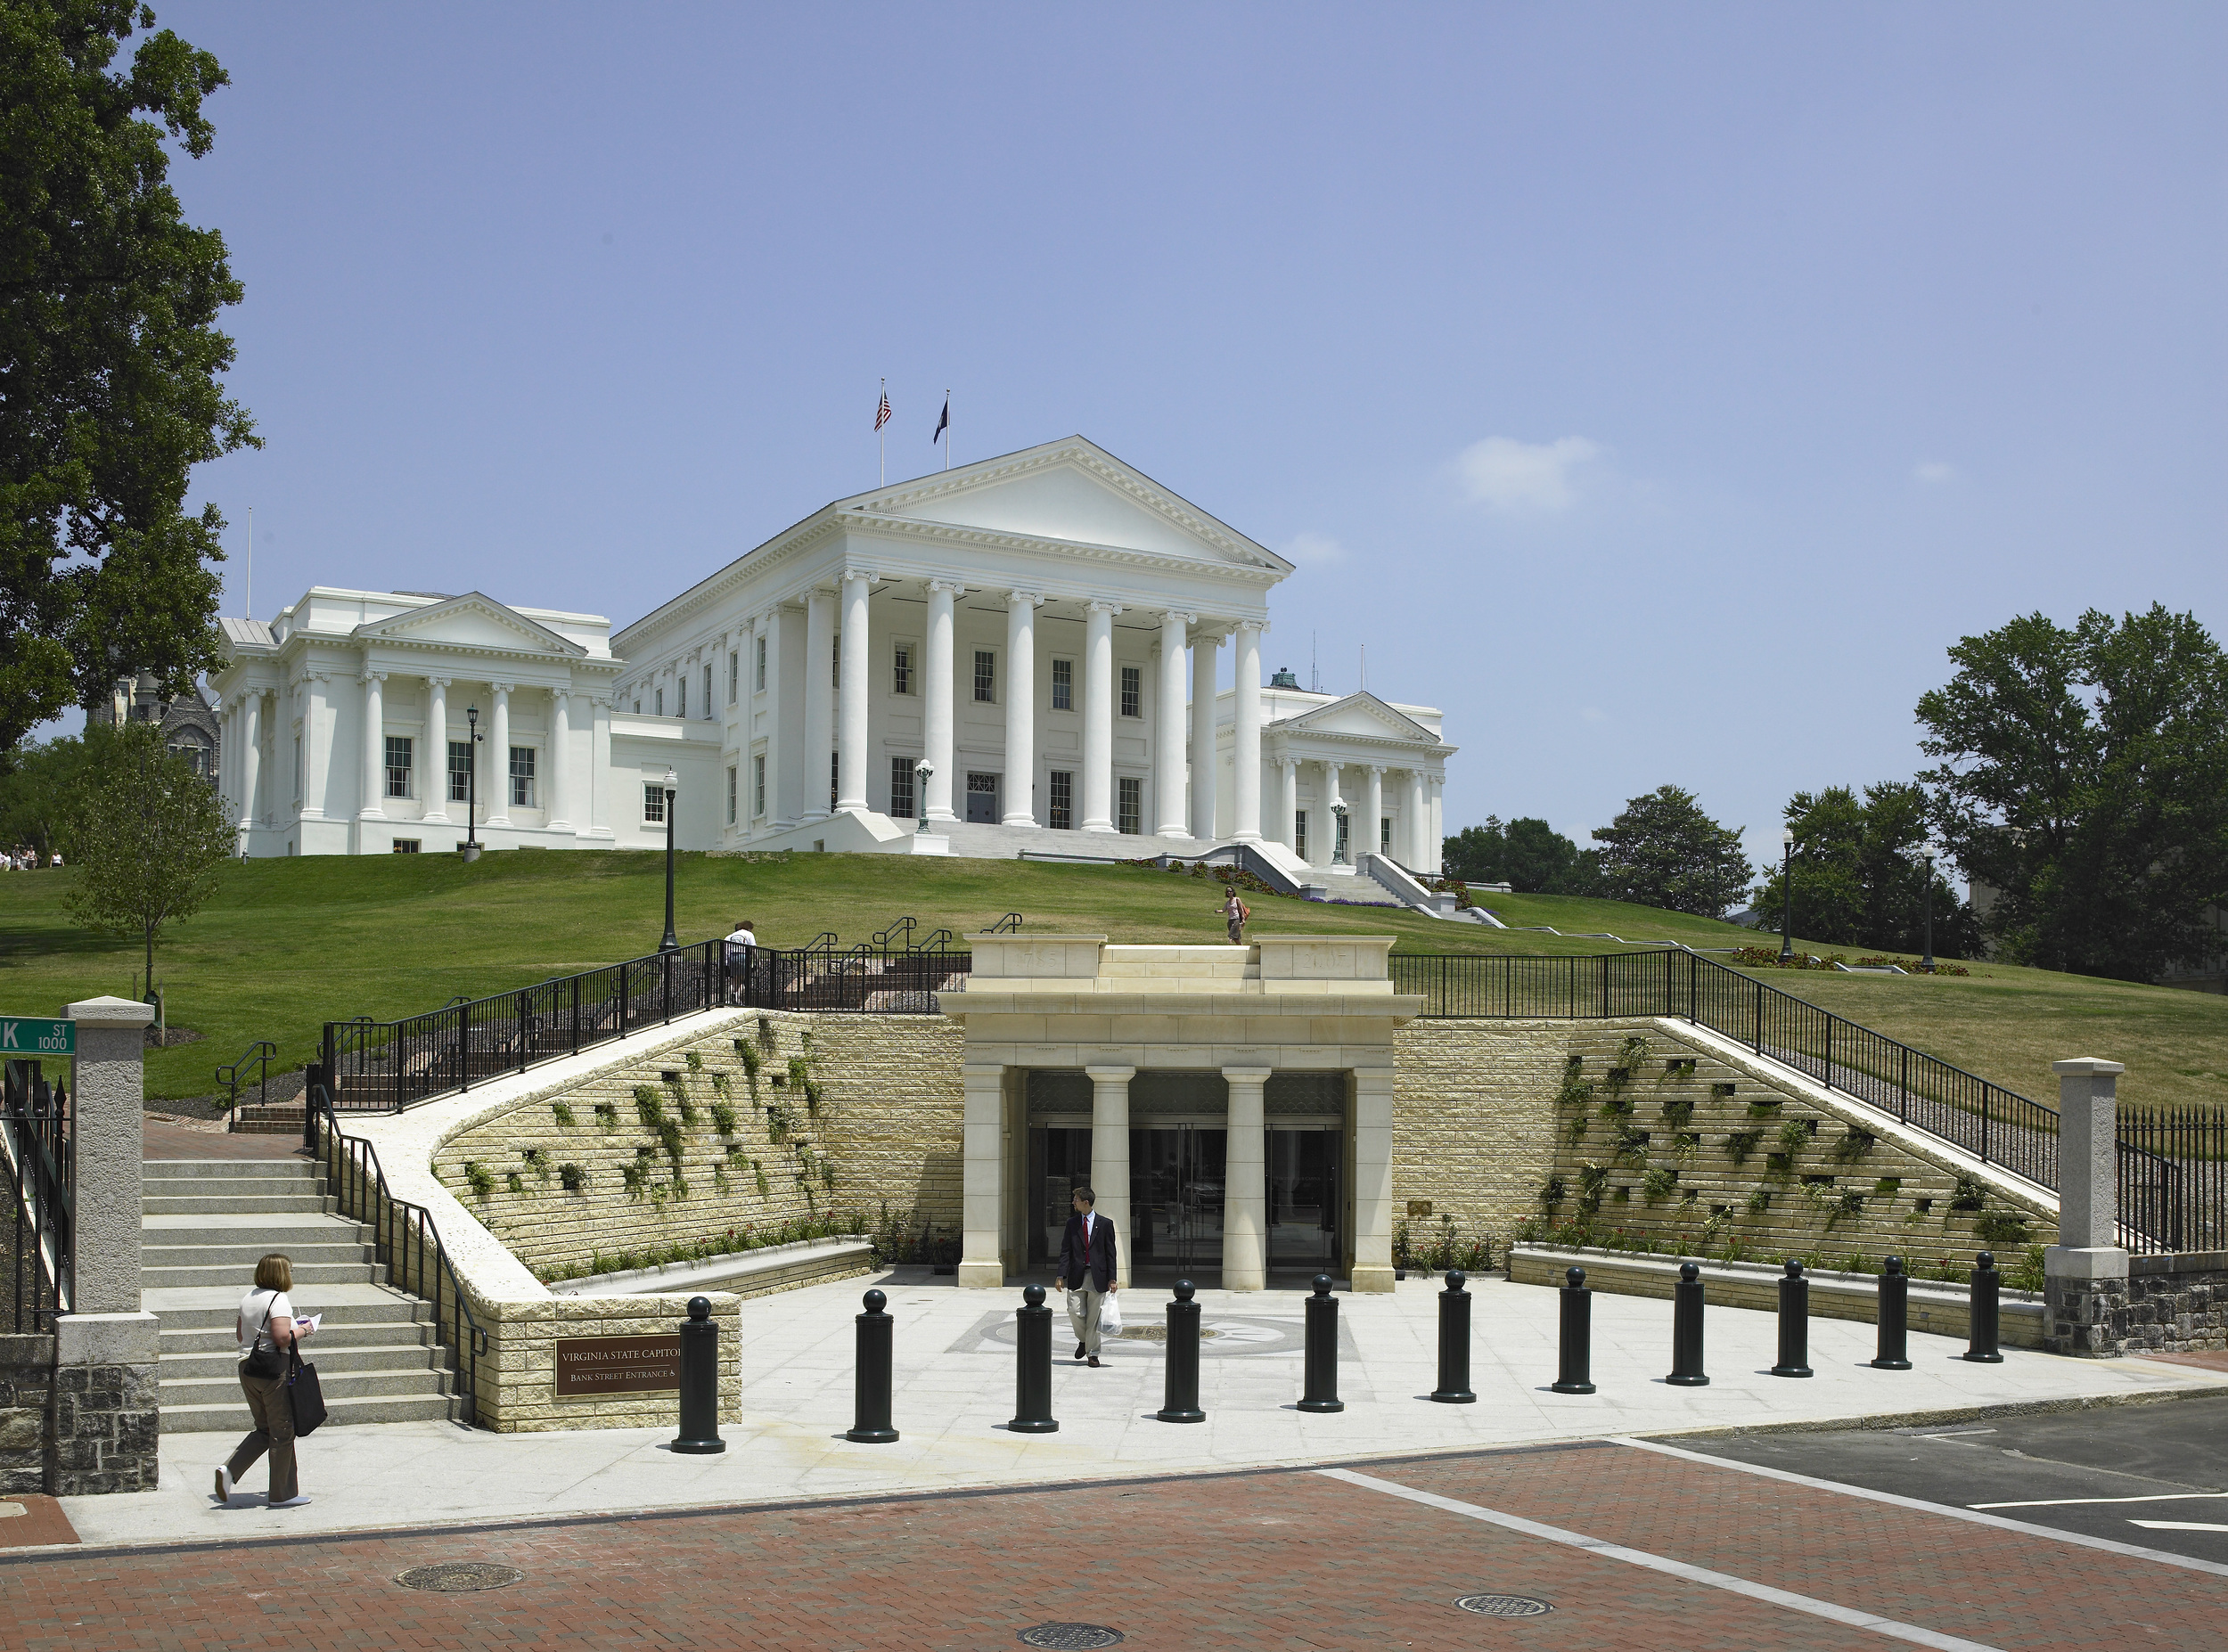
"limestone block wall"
431,1010,963,1281
468,1296,743,1435
1391,1019,1568,1243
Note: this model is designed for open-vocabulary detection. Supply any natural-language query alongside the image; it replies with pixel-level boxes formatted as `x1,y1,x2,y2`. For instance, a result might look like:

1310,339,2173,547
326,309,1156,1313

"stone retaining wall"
0,1334,51,1495
2050,1252,2228,1358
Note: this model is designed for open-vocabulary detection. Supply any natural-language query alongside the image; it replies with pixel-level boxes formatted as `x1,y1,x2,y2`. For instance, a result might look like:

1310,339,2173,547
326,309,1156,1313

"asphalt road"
1664,1394,2228,1563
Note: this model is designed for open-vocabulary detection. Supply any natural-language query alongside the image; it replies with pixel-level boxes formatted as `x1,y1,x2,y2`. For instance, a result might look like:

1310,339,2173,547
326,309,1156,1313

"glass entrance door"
1266,1127,1340,1270
1129,1125,1226,1275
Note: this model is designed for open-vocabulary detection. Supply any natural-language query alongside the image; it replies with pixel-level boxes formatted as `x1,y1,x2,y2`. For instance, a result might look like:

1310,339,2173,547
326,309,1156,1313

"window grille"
756,635,766,691
1118,776,1143,834
677,678,685,718
643,781,666,824
726,765,737,825
390,838,421,854
655,688,664,716
702,665,712,715
729,651,739,704
1380,817,1392,853
753,754,766,817
973,650,995,703
889,756,915,821
831,750,839,813
1119,665,1142,718
1295,809,1308,861
384,735,413,799
1048,770,1074,830
509,746,535,807
447,740,471,803
1051,658,1073,711
892,642,913,696
832,633,840,687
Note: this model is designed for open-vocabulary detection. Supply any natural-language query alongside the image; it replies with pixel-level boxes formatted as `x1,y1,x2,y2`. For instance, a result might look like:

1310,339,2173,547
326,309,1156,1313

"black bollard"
1298,1274,1345,1412
1009,1283,1060,1433
1666,1261,1710,1386
1771,1260,1814,1378
1872,1256,1913,1370
845,1288,898,1443
1552,1266,1595,1394
1158,1280,1206,1424
1963,1251,2004,1363
1431,1269,1476,1403
671,1295,726,1453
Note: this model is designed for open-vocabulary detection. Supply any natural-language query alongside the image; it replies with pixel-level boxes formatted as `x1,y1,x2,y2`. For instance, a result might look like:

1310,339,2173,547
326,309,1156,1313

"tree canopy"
1917,605,2228,982
1749,781,1975,954
1,0,255,752
1442,815,1603,894
1590,785,1753,919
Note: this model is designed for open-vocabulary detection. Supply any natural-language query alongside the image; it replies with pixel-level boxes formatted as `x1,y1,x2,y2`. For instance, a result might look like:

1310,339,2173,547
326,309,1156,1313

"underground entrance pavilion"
938,933,1421,1291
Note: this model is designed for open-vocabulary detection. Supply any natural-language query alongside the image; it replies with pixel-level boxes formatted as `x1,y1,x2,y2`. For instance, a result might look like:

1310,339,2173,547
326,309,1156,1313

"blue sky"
79,4,2225,879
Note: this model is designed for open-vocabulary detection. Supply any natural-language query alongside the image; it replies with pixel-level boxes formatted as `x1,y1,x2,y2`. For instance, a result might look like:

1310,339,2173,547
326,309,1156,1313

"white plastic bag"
1099,1292,1124,1337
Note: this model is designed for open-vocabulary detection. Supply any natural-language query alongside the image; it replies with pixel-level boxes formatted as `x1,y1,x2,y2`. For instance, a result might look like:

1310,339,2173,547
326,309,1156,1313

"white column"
589,693,613,838
1364,765,1384,863
548,687,574,831
760,608,789,828
837,570,872,813
358,670,386,822
1429,775,1444,872
487,683,512,826
1233,621,1263,841
422,678,450,823
1086,1064,1134,1289
1309,762,1333,868
923,581,960,822
1081,601,1119,833
1278,757,1298,851
1407,770,1428,869
237,692,261,833
1221,1066,1270,1291
802,589,835,822
1189,629,1219,839
301,671,331,820
958,1064,1006,1288
1351,1067,1396,1292
1003,590,1041,826
1155,609,1192,837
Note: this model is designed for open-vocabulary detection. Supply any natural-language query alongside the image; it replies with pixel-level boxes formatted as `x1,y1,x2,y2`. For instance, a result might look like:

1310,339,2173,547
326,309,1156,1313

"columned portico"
1003,591,1041,826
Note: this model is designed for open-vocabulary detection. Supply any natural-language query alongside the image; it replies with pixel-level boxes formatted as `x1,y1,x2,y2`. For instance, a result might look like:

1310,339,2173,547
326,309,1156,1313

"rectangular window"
725,765,737,826
1119,665,1142,719
702,664,712,715
889,756,916,821
891,642,913,696
831,750,840,813
632,699,641,715
1295,809,1308,861
755,634,766,691
655,687,664,717
832,633,840,687
1048,770,1074,831
677,677,686,718
1380,817,1392,854
1334,808,1350,863
1051,658,1073,712
752,754,766,818
973,649,995,703
509,746,535,807
643,781,666,824
728,651,739,705
1118,776,1143,835
390,838,421,854
447,740,471,803
384,735,413,799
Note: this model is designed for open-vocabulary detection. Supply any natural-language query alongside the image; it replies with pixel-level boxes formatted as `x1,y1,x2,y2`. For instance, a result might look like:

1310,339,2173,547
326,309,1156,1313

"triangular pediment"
843,438,1290,573
354,593,585,658
1273,692,1439,745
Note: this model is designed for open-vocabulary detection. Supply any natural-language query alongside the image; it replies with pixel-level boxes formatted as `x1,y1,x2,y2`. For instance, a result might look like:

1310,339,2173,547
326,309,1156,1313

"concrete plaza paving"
60,1267,2228,1549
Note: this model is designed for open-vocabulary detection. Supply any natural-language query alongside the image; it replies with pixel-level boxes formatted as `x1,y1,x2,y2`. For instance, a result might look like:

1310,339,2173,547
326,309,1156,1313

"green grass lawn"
2,848,2222,1115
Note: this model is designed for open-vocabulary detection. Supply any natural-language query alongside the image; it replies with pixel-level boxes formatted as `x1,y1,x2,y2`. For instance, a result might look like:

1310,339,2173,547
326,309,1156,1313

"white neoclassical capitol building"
210,438,1454,879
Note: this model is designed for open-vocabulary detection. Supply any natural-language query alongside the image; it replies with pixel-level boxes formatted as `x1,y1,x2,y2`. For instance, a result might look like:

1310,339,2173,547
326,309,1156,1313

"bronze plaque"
1407,1199,1434,1219
554,1334,682,1397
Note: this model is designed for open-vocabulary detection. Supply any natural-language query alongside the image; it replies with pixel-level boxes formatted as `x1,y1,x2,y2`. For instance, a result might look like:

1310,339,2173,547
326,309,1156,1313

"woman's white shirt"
237,1287,293,1358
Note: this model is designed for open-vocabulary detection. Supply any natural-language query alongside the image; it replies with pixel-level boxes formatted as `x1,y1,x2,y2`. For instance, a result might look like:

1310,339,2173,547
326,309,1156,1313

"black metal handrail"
982,912,1022,934
1,1059,71,1331
217,1039,279,1126
307,1080,485,1427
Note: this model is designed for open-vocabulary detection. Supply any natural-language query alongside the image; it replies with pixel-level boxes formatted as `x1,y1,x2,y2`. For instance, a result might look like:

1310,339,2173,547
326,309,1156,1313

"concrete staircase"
143,1159,460,1432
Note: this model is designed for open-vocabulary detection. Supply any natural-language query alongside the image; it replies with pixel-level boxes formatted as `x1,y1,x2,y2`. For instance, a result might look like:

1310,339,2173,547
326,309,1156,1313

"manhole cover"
396,1563,525,1592
1455,1594,1553,1619
1017,1624,1125,1648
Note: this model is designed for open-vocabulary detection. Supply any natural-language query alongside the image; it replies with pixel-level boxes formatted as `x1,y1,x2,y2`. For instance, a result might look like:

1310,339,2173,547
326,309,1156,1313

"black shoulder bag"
242,1296,285,1380
287,1342,327,1437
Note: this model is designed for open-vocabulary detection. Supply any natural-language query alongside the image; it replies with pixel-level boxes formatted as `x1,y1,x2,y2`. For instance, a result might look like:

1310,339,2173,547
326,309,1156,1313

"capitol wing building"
211,437,1453,878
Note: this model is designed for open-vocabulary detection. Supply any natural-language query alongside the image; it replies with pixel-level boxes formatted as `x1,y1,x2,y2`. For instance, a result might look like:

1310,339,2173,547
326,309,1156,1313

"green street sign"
0,1017,74,1057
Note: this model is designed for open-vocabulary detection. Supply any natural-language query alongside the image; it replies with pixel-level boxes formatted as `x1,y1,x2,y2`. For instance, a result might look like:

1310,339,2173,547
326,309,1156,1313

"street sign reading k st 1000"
0,1018,74,1057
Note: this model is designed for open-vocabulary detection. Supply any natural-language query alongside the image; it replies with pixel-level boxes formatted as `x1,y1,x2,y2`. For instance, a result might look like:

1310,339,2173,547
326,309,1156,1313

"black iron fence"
1,1059,71,1332
2117,1110,2228,1256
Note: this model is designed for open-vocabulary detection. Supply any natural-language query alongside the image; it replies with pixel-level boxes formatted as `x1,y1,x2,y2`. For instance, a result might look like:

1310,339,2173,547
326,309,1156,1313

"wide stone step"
162,1338,442,1381
143,1192,337,1216
160,1362,450,1409
162,1317,435,1355
145,1260,386,1288
144,1283,432,1332
161,1390,460,1434
143,1239,371,1269
143,1159,324,1182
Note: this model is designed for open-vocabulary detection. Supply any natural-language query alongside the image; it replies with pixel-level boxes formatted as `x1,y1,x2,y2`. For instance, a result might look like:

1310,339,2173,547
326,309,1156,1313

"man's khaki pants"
1065,1286,1106,1357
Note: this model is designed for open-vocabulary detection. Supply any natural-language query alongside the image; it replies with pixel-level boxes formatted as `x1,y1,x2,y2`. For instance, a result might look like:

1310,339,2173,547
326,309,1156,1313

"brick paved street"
7,1438,2225,1650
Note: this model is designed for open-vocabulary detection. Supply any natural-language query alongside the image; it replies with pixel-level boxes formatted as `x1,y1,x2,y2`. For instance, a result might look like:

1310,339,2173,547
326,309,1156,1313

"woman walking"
1221,887,1250,944
217,1253,315,1508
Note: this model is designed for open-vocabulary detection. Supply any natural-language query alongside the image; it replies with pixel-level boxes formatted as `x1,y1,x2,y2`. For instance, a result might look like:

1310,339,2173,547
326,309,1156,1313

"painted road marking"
2129,1521,2228,1533
1970,1491,2228,1509
1322,1467,2004,1652
1611,1435,2228,1580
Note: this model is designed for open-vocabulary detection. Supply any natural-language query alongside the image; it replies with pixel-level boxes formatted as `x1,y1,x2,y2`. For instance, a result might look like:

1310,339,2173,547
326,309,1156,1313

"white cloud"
1281,531,1347,566
1913,461,1955,485
1457,435,1600,512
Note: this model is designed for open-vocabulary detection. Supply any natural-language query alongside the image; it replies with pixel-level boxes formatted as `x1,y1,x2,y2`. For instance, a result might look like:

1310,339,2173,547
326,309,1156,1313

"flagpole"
879,377,886,487
944,389,950,470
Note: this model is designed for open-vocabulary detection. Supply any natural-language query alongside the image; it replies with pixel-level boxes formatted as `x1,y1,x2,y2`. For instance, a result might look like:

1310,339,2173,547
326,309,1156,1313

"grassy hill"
2,848,2222,1116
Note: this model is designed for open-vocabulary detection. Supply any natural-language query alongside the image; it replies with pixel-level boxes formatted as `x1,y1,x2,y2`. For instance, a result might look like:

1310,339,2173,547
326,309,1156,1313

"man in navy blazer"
1054,1186,1119,1367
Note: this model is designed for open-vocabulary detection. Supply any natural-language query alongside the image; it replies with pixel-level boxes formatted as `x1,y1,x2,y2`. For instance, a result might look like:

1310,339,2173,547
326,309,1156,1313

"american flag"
874,390,891,431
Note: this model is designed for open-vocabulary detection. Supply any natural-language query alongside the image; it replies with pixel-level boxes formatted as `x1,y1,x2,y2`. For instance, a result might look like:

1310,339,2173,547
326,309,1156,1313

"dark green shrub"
594,1100,618,1131
711,1101,738,1136
633,1084,666,1126
1725,1129,1763,1165
551,1102,577,1127
463,1160,495,1200
559,1162,586,1192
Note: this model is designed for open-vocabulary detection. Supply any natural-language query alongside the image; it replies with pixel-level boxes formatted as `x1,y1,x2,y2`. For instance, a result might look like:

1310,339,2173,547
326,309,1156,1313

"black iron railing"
2117,1110,2228,1256
1,1059,71,1331
217,1039,279,1128
308,1081,485,1427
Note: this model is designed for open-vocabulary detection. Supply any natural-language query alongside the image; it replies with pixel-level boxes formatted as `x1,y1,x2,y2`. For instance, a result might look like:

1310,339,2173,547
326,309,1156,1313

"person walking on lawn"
1222,887,1250,944
1054,1186,1118,1367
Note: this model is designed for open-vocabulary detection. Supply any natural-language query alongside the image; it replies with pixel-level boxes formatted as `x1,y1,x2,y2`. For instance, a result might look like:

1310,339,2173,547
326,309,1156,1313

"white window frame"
643,781,667,825
890,637,919,697
972,647,997,705
725,765,737,826
1050,657,1075,712
1118,663,1143,719
755,634,766,693
508,744,537,808
384,735,414,800
752,752,766,818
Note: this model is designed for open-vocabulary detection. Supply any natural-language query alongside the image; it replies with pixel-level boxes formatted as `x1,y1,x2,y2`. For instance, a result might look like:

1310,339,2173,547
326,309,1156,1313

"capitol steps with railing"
143,1159,460,1433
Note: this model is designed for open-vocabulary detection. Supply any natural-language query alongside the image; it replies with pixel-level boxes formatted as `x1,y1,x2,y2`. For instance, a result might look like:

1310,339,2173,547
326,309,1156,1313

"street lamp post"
913,758,933,832
463,705,482,862
1920,843,1937,975
1331,799,1349,866
1777,826,1796,965
659,765,679,953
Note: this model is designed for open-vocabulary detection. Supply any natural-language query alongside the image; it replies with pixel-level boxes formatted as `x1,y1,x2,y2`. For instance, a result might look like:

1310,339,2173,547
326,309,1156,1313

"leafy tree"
1591,785,1753,919
59,720,234,996
1916,606,2228,982
0,731,102,860
1749,782,1976,953
1,1,257,752
1442,816,1603,894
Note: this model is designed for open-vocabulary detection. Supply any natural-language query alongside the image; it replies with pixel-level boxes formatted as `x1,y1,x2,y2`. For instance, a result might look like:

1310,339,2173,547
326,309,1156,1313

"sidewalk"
60,1268,2227,1549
